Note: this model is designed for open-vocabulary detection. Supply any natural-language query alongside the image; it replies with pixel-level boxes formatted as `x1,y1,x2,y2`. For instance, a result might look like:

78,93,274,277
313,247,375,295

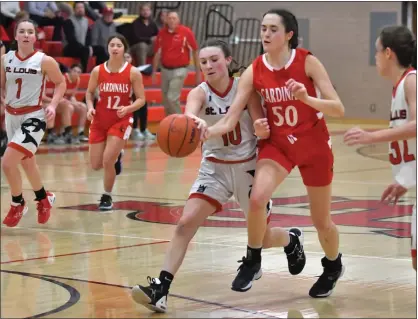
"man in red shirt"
152,11,201,115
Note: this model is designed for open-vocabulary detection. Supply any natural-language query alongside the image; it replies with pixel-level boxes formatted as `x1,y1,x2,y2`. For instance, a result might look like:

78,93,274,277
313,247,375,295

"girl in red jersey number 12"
205,9,346,298
86,35,146,211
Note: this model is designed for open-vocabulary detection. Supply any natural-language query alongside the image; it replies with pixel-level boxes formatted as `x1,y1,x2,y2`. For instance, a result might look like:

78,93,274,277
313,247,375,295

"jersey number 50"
222,122,242,146
272,105,298,126
389,140,415,165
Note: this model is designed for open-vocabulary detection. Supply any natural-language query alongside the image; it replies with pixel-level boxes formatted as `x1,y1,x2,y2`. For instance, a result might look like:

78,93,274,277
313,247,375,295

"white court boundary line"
1,226,410,262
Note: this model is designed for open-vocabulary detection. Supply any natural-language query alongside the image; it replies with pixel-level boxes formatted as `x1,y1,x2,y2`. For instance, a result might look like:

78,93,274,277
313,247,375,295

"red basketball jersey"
253,48,327,139
64,73,79,98
95,62,133,127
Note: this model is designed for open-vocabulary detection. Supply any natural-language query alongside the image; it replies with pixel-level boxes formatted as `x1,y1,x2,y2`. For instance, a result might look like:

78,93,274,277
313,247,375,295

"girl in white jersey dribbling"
344,25,417,271
131,39,306,313
0,19,66,227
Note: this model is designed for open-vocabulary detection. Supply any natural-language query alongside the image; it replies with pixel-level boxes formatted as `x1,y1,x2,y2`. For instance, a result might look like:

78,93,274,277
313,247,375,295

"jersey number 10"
222,122,242,146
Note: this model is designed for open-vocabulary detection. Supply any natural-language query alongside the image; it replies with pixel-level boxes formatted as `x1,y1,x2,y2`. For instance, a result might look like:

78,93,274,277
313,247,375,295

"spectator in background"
85,2,122,21
91,7,117,59
129,3,159,66
0,1,21,29
152,11,201,115
26,1,64,41
155,10,167,29
63,1,107,73
124,52,155,141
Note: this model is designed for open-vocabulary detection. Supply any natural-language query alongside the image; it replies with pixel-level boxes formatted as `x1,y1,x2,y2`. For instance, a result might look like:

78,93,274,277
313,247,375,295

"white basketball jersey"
4,50,45,108
389,69,417,189
198,78,257,161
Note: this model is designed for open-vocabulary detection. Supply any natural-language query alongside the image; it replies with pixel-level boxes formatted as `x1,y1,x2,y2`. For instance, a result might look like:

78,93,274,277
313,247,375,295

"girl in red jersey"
205,9,345,298
85,35,146,211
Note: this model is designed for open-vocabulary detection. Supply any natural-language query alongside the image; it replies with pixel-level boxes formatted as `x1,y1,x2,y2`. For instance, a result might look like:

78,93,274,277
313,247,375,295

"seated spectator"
26,1,64,41
91,7,117,59
156,9,167,29
129,3,158,66
43,94,75,145
85,2,122,21
0,1,20,29
44,64,88,144
64,64,88,142
62,1,107,72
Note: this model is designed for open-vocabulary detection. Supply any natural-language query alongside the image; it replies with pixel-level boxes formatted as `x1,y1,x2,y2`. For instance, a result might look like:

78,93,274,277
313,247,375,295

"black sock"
34,187,47,201
47,128,54,135
246,246,262,263
284,233,297,254
64,126,72,136
159,270,174,293
12,194,24,205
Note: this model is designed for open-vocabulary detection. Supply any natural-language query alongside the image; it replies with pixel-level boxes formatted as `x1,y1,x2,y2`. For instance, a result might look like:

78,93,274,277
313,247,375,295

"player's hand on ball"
343,127,374,146
286,79,308,102
189,115,208,140
44,105,56,122
87,108,96,121
381,182,408,205
117,106,128,118
254,118,270,139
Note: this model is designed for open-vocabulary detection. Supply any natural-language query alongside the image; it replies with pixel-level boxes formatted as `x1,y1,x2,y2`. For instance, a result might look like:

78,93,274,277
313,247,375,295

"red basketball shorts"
258,125,334,187
89,117,133,144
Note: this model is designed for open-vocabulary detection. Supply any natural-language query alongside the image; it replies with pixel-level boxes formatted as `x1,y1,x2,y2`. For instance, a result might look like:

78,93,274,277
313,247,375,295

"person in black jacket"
62,2,107,72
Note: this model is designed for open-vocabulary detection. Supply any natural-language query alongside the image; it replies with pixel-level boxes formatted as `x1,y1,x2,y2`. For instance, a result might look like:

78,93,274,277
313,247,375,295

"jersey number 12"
107,96,121,109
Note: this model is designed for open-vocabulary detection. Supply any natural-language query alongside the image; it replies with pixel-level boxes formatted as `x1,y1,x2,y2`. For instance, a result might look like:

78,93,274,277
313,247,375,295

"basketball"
157,114,201,157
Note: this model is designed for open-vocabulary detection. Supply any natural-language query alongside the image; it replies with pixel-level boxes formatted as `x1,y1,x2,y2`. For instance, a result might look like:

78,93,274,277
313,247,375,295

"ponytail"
228,59,246,77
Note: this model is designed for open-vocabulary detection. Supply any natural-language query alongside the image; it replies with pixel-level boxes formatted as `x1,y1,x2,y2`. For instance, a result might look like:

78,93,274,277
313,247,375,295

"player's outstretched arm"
206,65,254,139
344,74,416,145
184,87,207,135
184,87,206,117
42,56,66,109
128,67,146,112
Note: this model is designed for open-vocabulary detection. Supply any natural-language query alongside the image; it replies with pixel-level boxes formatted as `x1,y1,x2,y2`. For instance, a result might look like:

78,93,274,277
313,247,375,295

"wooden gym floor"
1,122,416,318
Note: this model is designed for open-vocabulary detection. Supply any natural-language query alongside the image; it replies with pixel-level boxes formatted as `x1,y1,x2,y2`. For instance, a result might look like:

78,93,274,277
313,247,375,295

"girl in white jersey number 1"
131,39,306,313
344,25,417,271
0,19,66,227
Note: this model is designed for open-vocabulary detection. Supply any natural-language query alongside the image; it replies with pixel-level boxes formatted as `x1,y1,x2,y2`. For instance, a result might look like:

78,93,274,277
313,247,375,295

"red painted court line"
0,240,169,265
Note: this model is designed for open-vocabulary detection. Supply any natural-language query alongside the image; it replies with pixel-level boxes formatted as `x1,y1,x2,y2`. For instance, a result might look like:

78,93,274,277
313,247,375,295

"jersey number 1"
389,140,415,165
15,78,23,99
222,122,242,146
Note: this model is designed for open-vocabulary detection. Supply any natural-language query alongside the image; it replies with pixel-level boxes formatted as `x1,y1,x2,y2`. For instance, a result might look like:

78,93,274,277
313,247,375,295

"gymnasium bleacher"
2,1,199,134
